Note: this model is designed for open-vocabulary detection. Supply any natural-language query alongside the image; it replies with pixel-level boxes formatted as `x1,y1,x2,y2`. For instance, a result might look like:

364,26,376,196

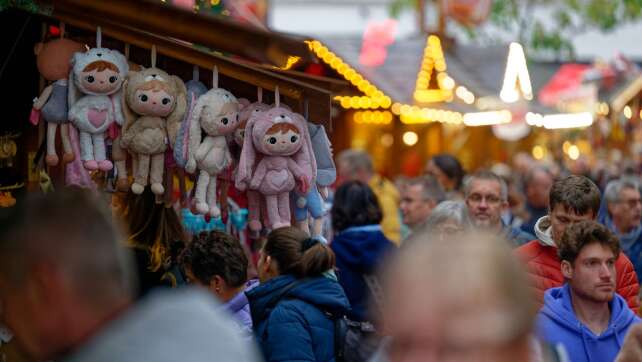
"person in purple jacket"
180,231,258,338
537,220,641,362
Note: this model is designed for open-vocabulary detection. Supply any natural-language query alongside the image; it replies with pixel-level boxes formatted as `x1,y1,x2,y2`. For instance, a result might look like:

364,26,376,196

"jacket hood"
332,225,394,272
534,216,556,247
61,288,259,362
540,284,637,359
246,274,350,323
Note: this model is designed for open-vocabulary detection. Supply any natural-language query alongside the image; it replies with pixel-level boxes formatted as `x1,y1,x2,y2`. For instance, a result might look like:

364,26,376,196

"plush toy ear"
239,98,251,108
34,42,44,55
236,115,258,189
166,75,188,146
187,94,206,164
294,113,317,182
120,78,137,134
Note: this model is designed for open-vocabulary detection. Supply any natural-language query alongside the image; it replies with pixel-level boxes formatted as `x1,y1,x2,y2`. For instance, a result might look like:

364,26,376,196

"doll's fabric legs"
206,175,220,218
92,134,113,171
149,153,165,196
46,123,59,166
265,194,285,229
194,170,210,215
112,137,129,191
60,124,74,163
132,154,150,194
79,131,98,170
277,192,291,229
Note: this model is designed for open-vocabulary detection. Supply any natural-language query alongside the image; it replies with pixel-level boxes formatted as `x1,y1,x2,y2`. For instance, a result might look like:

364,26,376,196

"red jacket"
515,239,640,312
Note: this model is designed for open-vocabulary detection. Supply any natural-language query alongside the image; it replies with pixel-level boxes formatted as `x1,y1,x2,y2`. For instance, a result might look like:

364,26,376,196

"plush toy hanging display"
290,101,332,241
31,24,85,166
233,87,270,233
185,66,240,217
121,45,187,195
236,88,316,230
68,27,129,172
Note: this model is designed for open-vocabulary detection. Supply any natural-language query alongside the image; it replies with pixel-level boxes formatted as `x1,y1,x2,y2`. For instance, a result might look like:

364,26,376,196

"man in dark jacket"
602,177,642,282
464,170,534,247
537,221,641,362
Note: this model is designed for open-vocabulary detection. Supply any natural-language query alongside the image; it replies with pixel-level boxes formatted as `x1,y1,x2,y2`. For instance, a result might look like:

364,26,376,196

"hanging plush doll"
68,28,128,172
233,96,270,233
290,122,335,240
121,65,187,195
237,90,315,230
31,32,85,166
185,68,240,217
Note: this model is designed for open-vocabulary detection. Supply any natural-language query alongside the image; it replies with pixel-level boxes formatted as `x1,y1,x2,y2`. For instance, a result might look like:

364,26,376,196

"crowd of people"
4,148,642,362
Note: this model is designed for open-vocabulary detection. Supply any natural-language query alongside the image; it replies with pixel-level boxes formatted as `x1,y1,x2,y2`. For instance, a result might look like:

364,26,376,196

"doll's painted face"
263,122,301,156
132,80,175,117
201,103,239,136
80,61,123,94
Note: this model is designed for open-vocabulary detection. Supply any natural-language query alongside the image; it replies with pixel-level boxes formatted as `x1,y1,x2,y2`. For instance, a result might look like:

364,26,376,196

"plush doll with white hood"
68,28,128,172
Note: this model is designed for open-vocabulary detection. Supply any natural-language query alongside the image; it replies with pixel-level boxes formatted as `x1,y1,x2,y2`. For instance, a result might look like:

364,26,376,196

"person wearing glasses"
464,171,534,247
602,177,642,281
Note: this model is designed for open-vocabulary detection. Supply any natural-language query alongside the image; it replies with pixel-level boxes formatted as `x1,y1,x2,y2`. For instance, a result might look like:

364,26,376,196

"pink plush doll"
121,67,187,195
68,29,129,172
233,99,271,232
32,37,85,166
237,102,315,230
185,86,240,217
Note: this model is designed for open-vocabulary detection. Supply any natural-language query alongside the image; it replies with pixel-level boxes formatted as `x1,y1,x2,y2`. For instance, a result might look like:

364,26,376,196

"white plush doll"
185,70,240,217
68,31,128,172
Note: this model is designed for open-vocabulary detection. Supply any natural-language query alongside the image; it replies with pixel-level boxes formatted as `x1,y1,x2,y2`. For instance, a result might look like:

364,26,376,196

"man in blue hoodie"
537,220,641,362
602,177,642,282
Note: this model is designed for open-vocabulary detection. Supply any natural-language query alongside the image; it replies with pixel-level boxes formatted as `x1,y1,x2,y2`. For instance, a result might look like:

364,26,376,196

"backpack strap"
265,279,307,312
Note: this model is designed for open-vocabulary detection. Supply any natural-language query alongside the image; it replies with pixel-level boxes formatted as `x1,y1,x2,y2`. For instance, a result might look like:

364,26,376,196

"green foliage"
0,0,40,12
388,0,642,59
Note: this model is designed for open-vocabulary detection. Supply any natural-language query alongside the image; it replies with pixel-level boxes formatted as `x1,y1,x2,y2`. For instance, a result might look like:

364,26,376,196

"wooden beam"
49,0,313,66
52,9,332,126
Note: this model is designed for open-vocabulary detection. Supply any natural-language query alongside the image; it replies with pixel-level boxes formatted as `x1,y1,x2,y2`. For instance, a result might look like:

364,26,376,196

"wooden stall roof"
43,0,313,67
33,0,333,128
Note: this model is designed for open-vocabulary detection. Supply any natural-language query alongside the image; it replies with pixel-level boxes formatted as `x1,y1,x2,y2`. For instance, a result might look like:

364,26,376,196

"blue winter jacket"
246,274,350,362
331,225,394,322
537,284,641,362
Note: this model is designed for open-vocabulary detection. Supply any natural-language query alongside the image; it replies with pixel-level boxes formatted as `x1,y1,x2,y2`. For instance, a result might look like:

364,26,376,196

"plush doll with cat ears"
68,28,129,172
120,66,187,195
185,68,240,217
238,92,315,230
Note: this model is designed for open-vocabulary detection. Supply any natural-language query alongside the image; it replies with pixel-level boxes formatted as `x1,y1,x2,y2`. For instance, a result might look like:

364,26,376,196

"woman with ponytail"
246,226,350,362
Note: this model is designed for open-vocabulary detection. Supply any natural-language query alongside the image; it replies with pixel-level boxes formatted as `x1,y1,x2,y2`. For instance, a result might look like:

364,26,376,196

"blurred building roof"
318,35,561,114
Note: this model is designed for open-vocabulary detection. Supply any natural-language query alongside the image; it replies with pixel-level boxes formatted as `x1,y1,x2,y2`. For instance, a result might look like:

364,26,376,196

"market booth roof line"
34,1,333,127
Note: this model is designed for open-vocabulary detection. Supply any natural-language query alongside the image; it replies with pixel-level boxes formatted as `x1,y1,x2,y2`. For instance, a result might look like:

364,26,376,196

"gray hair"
407,175,446,203
422,200,472,232
463,171,508,201
604,177,641,205
0,190,136,308
336,149,374,174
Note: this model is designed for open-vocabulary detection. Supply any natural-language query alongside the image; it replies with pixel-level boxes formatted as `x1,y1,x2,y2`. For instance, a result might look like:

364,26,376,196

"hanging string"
124,43,130,60
304,98,309,120
96,26,102,48
257,87,263,103
212,66,218,89
274,86,280,107
59,22,65,39
151,45,157,68
193,65,199,82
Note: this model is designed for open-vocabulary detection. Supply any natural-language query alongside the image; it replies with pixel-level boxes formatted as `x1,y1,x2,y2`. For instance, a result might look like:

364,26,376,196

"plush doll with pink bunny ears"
185,67,240,217
237,88,315,230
